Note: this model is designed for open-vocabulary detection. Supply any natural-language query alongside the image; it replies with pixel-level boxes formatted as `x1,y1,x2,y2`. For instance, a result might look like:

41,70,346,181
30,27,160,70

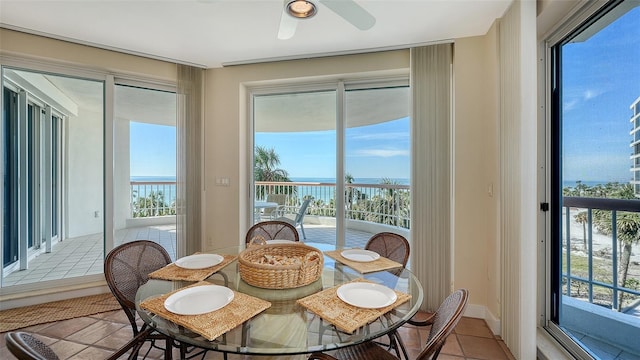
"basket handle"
299,251,321,281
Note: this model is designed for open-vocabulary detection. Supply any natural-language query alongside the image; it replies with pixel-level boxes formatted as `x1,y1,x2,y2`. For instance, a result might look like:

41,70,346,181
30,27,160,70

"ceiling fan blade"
320,0,375,30
278,6,298,40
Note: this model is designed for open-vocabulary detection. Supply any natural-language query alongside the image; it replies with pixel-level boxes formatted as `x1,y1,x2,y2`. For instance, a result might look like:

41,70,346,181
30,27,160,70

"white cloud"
583,89,603,100
351,132,408,141
352,149,409,158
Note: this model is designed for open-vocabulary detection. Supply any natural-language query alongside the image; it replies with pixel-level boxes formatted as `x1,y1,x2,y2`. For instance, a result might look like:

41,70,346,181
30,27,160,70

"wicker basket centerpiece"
239,239,323,289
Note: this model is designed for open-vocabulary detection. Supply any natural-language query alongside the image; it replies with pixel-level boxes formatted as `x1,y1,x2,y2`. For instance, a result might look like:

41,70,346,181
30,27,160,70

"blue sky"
562,6,640,183
255,117,410,180
130,122,176,177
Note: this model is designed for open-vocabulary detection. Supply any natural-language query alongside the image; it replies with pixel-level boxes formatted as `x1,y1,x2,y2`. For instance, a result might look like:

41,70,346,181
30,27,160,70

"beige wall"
0,28,177,81
203,51,410,250
453,27,501,323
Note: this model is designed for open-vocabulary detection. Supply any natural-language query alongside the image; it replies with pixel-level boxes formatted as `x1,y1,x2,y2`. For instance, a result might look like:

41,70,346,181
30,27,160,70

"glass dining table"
135,242,424,358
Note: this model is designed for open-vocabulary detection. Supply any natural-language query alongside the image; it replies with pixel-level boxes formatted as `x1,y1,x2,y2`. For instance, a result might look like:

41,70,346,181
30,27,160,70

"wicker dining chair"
365,232,410,268
5,332,59,360
245,220,300,243
364,232,410,358
104,240,173,359
308,289,469,360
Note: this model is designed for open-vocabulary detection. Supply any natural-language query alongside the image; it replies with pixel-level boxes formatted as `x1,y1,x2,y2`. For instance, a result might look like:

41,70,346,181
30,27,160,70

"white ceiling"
0,0,512,69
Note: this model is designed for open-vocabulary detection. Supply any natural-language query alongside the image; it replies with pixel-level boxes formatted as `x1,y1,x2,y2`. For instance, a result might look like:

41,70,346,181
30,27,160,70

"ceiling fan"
278,0,376,40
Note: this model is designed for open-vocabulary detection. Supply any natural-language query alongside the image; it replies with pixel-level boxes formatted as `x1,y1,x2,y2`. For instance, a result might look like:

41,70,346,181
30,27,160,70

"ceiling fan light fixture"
286,0,317,19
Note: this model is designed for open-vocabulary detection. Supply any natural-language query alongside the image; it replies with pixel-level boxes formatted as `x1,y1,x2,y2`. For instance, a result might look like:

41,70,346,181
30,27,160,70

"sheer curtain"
410,43,453,311
177,64,204,257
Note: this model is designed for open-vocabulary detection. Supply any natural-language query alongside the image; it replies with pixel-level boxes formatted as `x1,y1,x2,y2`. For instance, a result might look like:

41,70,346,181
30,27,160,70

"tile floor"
0,309,515,360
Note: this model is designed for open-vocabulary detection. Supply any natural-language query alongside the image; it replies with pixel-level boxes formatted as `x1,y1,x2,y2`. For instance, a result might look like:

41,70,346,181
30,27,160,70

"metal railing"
256,181,410,229
563,196,640,312
130,181,176,217
128,180,410,229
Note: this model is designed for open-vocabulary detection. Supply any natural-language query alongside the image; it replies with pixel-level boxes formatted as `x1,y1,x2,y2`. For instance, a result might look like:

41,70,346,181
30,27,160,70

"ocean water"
129,176,409,204
562,180,628,188
291,177,410,185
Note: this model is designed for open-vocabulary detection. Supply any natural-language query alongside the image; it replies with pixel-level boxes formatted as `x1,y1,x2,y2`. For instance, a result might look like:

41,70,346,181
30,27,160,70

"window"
547,1,640,358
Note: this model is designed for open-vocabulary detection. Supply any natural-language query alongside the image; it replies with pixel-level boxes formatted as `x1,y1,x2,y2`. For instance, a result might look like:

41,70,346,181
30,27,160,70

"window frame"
542,0,638,358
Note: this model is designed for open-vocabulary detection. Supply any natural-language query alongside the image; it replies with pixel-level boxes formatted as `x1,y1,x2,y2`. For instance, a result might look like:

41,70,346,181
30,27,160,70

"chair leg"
106,328,152,360
393,331,410,360
300,223,306,239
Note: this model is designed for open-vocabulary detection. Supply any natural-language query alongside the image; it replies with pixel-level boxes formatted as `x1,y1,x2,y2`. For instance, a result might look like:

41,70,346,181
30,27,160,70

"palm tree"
602,212,640,311
254,146,294,199
586,182,640,310
254,146,290,182
574,211,588,250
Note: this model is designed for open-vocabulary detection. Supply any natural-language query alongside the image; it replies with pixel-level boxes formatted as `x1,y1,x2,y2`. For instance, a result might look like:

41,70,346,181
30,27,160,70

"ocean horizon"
131,175,410,185
562,180,630,188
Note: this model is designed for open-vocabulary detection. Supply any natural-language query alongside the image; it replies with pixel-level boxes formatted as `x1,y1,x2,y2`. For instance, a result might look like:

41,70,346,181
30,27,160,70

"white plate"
337,282,397,309
164,285,234,315
266,239,295,244
175,254,223,269
340,249,380,262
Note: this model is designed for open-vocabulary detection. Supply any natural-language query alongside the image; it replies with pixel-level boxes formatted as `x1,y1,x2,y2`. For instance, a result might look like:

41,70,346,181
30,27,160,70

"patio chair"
262,193,287,220
246,220,300,243
104,240,174,359
308,289,469,360
5,331,59,360
276,198,311,240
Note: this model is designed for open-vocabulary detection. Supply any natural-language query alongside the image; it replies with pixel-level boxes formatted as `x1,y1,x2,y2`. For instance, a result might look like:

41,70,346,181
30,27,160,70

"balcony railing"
130,181,176,217
562,196,640,312
129,180,410,229
256,181,410,229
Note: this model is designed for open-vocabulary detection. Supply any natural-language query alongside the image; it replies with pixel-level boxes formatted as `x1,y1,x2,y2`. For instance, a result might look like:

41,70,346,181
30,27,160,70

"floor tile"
441,334,464,356
457,334,510,360
65,320,127,345
68,346,114,359
37,317,97,339
48,339,88,359
454,317,495,338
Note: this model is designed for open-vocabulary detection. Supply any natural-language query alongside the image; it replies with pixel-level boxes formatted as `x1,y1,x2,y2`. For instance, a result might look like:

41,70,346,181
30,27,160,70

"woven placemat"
139,281,271,341
148,254,237,281
324,250,403,274
296,278,411,334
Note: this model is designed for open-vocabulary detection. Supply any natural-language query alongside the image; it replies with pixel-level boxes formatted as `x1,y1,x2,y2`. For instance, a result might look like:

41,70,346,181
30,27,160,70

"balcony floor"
2,224,374,287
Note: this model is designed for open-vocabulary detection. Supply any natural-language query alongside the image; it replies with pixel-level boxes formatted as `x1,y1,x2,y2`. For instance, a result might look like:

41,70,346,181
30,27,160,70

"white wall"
65,107,104,237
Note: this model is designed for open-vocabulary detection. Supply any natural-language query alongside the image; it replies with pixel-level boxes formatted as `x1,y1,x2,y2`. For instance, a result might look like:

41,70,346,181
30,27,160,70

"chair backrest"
417,289,469,360
104,240,171,332
245,220,300,243
263,193,287,216
293,198,311,225
365,232,410,267
5,332,60,360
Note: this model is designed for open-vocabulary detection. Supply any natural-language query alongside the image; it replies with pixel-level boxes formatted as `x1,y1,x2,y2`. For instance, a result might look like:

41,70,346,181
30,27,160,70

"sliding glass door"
253,89,337,240
1,67,104,287
251,78,410,246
